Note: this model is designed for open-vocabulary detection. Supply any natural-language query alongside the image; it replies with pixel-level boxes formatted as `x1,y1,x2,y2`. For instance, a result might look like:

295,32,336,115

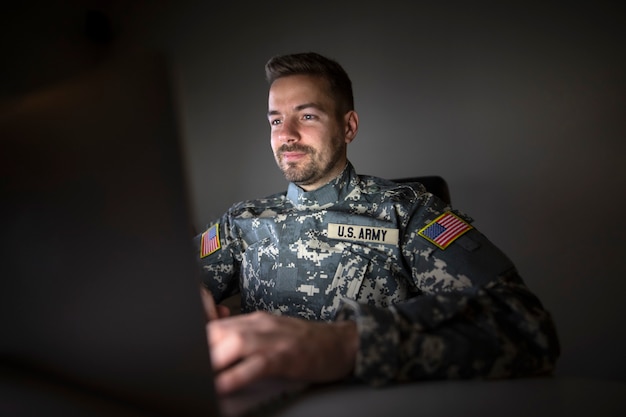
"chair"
392,176,451,205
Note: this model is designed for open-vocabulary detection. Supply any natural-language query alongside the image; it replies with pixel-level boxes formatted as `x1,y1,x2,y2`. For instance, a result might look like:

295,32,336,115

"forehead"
268,74,334,110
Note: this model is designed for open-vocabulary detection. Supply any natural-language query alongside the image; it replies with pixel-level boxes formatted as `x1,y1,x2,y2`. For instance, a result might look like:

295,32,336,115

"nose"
276,117,300,143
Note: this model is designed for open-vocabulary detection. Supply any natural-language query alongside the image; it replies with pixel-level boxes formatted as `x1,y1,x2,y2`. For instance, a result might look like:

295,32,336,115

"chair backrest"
392,176,451,205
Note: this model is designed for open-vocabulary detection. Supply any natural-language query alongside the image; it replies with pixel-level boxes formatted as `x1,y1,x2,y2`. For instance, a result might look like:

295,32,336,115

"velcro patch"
327,223,399,245
200,224,221,258
418,212,472,249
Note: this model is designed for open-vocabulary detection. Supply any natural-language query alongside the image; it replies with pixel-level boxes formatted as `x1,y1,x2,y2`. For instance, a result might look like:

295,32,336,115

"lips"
279,145,310,162
281,151,307,161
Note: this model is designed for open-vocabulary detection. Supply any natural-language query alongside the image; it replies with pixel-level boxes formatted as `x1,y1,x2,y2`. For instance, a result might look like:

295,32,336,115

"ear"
343,110,359,144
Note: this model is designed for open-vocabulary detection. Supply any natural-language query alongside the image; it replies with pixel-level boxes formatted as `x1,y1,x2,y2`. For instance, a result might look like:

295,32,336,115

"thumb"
200,285,219,321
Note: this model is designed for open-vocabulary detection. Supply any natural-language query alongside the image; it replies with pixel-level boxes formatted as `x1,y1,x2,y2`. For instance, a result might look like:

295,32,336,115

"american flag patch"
418,212,473,249
200,224,221,258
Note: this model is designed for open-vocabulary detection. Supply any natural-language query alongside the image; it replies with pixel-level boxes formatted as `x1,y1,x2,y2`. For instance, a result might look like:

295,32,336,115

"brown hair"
265,52,354,116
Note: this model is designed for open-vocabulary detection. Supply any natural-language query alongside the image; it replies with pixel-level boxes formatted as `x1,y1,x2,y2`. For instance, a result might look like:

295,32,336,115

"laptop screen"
0,52,218,416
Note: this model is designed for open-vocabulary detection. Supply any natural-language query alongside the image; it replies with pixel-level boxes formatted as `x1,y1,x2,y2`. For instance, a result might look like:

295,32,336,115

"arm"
194,212,240,303
197,214,360,395
336,224,560,385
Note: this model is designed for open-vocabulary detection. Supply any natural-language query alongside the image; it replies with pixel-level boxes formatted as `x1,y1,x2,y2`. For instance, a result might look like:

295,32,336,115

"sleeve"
335,198,560,386
193,210,241,303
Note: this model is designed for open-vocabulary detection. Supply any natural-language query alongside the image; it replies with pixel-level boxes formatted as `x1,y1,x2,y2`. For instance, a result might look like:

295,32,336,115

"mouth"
281,151,308,162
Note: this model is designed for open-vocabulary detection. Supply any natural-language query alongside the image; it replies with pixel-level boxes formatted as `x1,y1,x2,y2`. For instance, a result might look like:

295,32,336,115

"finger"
199,285,219,321
216,304,231,318
208,321,250,372
214,353,270,395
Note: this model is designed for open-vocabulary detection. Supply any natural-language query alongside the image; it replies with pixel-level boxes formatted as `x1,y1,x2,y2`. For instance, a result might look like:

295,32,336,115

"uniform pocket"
324,244,370,313
240,237,279,311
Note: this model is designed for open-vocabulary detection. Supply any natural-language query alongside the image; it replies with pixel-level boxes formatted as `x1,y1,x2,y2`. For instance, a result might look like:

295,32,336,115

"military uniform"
195,162,559,385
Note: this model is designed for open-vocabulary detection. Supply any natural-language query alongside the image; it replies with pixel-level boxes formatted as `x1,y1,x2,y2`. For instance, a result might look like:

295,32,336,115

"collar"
286,162,358,208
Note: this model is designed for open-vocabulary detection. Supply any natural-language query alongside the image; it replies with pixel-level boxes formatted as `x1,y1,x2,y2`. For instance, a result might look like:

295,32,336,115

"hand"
207,311,359,394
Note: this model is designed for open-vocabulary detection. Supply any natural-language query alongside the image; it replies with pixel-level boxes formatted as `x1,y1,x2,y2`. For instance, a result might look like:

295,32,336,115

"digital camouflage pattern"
195,162,560,385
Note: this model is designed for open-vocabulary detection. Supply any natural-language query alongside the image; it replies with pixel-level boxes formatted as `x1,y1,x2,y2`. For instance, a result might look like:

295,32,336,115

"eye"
303,114,317,120
270,118,282,126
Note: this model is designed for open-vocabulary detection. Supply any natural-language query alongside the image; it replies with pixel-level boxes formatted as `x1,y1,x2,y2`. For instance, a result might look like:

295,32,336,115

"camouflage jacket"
195,162,560,385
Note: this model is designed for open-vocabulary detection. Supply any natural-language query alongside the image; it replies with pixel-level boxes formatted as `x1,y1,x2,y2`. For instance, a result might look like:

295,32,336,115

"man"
195,52,560,395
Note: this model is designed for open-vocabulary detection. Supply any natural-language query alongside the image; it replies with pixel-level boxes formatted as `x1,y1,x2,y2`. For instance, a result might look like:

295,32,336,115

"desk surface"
2,371,625,417
266,376,626,417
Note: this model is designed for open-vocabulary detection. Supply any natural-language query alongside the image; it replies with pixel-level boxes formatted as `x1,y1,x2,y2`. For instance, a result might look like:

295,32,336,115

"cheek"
270,134,279,152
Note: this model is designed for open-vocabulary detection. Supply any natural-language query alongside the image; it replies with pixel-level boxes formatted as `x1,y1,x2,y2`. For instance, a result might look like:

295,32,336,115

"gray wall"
6,1,625,382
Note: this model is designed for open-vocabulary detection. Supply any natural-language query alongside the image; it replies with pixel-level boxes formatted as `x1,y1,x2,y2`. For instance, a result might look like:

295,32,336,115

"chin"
284,171,312,185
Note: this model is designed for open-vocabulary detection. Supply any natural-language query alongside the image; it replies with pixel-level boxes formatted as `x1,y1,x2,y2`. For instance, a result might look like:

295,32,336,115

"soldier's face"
268,75,357,191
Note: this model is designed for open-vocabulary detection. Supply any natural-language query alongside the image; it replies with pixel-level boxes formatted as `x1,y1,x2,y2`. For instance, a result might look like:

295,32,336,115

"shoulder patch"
418,212,473,249
200,224,221,258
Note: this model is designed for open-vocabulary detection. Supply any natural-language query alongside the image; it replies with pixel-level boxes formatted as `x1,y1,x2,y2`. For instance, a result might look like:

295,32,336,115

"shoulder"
356,174,428,203
227,191,288,217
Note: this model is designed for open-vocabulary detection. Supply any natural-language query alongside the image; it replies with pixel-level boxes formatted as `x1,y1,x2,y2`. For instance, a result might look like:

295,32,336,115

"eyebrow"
267,102,326,118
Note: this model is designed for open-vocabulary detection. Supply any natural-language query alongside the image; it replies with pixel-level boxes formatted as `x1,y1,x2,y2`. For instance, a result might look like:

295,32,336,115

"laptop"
0,51,305,417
